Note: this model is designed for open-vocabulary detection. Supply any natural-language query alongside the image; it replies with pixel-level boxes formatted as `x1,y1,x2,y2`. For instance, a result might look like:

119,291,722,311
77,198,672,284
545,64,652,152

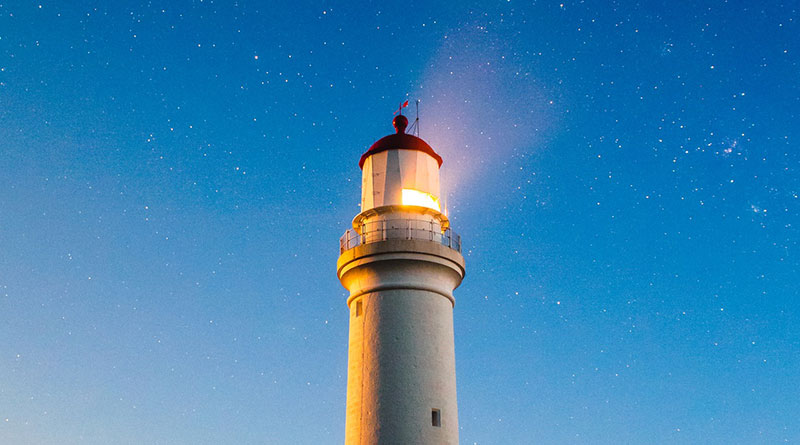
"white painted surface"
338,239,465,445
341,142,463,444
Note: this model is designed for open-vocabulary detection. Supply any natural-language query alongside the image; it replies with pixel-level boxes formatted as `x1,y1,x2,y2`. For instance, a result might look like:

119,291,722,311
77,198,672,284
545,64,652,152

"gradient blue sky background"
2,1,798,443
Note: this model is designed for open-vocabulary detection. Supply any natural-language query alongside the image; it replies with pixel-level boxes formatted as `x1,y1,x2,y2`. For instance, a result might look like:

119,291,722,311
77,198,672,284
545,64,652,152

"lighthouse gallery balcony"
339,218,462,255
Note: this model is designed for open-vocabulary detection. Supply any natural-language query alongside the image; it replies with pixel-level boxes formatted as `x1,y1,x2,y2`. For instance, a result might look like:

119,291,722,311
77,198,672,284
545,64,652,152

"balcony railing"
339,218,462,254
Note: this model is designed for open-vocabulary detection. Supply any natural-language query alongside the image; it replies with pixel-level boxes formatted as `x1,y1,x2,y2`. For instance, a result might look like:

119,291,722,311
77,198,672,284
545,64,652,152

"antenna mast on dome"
406,99,420,137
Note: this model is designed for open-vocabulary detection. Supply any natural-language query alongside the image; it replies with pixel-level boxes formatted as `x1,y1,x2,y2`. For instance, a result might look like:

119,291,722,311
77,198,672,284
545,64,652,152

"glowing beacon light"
402,188,441,211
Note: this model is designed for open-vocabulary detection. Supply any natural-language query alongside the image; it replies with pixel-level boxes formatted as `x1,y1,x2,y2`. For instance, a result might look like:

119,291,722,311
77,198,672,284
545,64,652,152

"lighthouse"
337,113,466,444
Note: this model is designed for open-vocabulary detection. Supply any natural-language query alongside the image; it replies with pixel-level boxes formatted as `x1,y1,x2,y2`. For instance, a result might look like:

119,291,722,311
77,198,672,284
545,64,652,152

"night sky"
2,1,798,444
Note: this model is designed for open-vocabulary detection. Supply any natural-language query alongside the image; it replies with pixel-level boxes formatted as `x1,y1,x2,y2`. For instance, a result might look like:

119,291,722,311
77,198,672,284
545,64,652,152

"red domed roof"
358,117,443,169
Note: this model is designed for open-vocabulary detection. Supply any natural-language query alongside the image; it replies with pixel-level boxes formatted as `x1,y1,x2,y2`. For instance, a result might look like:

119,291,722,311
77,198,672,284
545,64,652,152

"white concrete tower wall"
338,115,465,445
338,240,463,444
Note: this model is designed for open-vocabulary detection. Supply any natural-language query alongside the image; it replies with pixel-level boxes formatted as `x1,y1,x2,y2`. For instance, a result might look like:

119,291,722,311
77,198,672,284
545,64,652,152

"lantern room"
355,115,448,232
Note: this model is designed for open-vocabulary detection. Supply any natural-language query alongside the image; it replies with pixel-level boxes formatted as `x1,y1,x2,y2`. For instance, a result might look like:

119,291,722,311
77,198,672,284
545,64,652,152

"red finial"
394,99,410,116
393,115,408,134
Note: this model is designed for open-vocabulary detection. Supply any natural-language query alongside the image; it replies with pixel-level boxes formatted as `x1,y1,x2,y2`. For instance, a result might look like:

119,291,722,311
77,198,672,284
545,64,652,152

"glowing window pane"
402,188,440,211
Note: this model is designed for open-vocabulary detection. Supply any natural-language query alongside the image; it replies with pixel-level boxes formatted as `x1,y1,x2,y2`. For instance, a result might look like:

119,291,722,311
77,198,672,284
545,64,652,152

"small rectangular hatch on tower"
431,409,441,427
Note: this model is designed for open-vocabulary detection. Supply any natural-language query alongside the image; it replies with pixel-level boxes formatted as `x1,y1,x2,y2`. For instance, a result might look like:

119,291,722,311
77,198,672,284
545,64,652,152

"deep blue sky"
1,1,798,443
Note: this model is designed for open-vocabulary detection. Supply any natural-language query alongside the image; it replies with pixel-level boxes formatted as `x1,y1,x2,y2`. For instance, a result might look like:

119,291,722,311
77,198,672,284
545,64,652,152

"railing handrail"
339,218,462,254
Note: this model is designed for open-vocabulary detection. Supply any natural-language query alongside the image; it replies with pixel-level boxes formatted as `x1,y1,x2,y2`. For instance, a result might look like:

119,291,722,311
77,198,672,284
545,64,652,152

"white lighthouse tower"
337,113,465,444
